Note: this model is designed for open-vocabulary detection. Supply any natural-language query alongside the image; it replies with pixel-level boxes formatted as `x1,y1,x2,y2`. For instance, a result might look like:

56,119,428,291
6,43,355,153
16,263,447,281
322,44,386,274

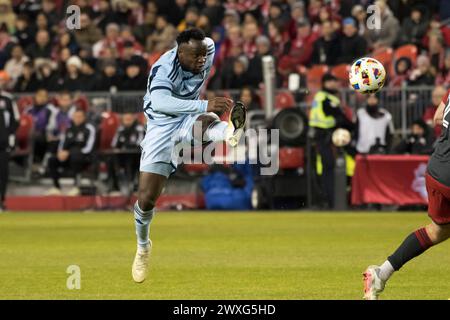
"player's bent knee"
426,223,450,244
137,192,156,211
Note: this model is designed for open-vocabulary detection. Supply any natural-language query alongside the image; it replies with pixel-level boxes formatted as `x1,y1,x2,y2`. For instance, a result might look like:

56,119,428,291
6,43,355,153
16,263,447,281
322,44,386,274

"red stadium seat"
16,96,34,114
371,47,394,72
278,147,304,169
331,64,351,85
302,65,329,92
99,111,120,151
393,44,418,66
275,91,296,109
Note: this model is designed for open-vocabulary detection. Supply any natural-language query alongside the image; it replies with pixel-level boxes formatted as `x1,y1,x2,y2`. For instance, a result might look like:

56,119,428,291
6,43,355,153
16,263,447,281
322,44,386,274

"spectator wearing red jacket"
286,18,317,66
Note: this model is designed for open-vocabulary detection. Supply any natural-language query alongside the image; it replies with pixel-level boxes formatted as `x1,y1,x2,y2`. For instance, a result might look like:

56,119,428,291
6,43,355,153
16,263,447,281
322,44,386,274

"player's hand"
57,150,69,162
207,97,233,115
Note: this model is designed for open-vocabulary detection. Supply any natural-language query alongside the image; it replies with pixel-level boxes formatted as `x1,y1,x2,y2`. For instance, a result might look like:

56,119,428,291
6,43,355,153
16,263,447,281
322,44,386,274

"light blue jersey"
139,37,217,177
142,37,215,125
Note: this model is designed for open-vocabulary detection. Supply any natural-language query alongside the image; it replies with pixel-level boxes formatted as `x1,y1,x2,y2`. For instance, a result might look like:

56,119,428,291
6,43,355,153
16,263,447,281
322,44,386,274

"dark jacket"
0,91,20,150
60,122,96,155
337,34,367,64
111,121,145,150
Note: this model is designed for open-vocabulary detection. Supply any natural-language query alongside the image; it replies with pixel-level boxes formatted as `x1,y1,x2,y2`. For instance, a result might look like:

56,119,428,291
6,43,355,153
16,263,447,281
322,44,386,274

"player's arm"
150,88,208,114
433,101,445,127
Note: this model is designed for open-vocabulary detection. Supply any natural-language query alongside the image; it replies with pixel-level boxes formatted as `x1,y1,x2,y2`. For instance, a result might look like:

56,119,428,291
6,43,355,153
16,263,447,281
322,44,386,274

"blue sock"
133,201,154,248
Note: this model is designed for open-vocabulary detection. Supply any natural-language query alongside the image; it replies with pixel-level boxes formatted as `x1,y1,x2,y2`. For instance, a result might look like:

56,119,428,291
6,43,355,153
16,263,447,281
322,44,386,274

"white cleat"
226,101,247,147
363,265,386,300
132,241,152,283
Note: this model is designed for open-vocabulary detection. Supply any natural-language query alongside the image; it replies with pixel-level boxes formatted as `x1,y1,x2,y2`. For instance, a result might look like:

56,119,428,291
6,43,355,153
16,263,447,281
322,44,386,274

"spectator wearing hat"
4,45,30,90
398,6,429,47
61,56,86,92
311,20,341,66
389,56,412,88
0,71,19,211
394,119,434,155
337,17,367,64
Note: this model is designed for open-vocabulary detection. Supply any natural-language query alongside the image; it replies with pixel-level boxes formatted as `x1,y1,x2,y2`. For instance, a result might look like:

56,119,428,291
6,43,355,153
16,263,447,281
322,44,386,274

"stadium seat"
16,96,34,114
371,48,394,76
275,91,296,109
393,44,418,66
99,111,120,151
278,147,304,169
10,114,34,182
331,64,351,85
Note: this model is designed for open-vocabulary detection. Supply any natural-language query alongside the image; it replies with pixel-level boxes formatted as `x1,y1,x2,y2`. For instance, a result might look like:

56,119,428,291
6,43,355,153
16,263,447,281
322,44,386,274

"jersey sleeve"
148,63,208,115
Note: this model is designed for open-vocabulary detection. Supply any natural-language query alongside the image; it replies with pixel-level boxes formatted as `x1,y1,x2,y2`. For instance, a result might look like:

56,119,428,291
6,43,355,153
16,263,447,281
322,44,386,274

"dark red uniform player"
363,89,450,300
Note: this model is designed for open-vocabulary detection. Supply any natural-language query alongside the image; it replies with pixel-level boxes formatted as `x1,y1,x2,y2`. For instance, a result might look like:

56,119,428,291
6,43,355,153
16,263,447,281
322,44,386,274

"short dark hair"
176,28,205,45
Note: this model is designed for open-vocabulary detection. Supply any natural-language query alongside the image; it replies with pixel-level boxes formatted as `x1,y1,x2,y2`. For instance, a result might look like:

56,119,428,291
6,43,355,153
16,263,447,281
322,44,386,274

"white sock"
133,201,154,248
379,260,395,281
204,121,228,142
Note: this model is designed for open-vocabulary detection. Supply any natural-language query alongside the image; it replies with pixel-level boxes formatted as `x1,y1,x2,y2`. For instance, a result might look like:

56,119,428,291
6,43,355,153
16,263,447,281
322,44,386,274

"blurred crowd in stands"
0,0,448,93
0,0,449,201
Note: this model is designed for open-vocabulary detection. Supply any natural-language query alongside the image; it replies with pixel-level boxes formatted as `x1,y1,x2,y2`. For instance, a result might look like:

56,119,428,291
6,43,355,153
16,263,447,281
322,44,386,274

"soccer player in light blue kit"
132,28,246,283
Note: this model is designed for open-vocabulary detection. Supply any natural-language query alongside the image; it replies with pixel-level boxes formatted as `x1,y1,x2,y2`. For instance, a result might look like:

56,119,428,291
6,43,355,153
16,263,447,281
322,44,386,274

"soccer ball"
349,57,386,94
332,128,351,147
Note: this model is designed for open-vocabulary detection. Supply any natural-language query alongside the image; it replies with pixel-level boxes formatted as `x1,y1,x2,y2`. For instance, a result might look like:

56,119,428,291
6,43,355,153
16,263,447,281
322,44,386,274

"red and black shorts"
426,173,450,225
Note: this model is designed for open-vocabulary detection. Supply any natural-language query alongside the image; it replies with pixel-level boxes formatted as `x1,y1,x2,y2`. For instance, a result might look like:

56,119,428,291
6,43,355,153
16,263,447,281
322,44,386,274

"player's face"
72,111,86,126
179,40,207,74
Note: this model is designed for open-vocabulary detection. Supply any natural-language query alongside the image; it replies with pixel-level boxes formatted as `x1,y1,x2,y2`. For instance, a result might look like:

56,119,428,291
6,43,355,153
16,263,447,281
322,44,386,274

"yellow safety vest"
316,153,356,177
309,91,340,129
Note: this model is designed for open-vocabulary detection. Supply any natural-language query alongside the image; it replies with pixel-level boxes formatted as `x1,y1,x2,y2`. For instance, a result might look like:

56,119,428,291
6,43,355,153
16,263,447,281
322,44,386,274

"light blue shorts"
139,113,219,177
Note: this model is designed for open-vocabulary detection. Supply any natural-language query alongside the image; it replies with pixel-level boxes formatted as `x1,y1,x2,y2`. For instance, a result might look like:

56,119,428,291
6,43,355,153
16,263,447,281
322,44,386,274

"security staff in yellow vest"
309,73,354,208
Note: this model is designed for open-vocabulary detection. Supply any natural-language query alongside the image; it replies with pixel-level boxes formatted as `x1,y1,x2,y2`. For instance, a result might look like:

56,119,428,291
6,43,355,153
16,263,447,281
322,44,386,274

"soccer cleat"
226,101,247,147
363,265,386,300
132,241,152,283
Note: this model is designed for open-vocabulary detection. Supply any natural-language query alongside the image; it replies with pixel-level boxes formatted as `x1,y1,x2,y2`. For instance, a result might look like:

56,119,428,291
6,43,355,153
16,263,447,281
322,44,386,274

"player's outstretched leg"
201,101,247,147
132,172,166,283
226,101,247,147
363,222,450,300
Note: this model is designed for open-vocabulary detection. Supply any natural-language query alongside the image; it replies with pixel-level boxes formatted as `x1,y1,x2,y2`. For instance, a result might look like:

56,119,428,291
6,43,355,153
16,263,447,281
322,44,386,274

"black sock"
388,228,433,271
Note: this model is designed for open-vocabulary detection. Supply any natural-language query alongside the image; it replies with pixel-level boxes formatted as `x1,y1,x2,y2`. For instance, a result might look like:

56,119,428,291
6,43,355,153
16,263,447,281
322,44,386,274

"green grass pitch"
0,211,449,300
